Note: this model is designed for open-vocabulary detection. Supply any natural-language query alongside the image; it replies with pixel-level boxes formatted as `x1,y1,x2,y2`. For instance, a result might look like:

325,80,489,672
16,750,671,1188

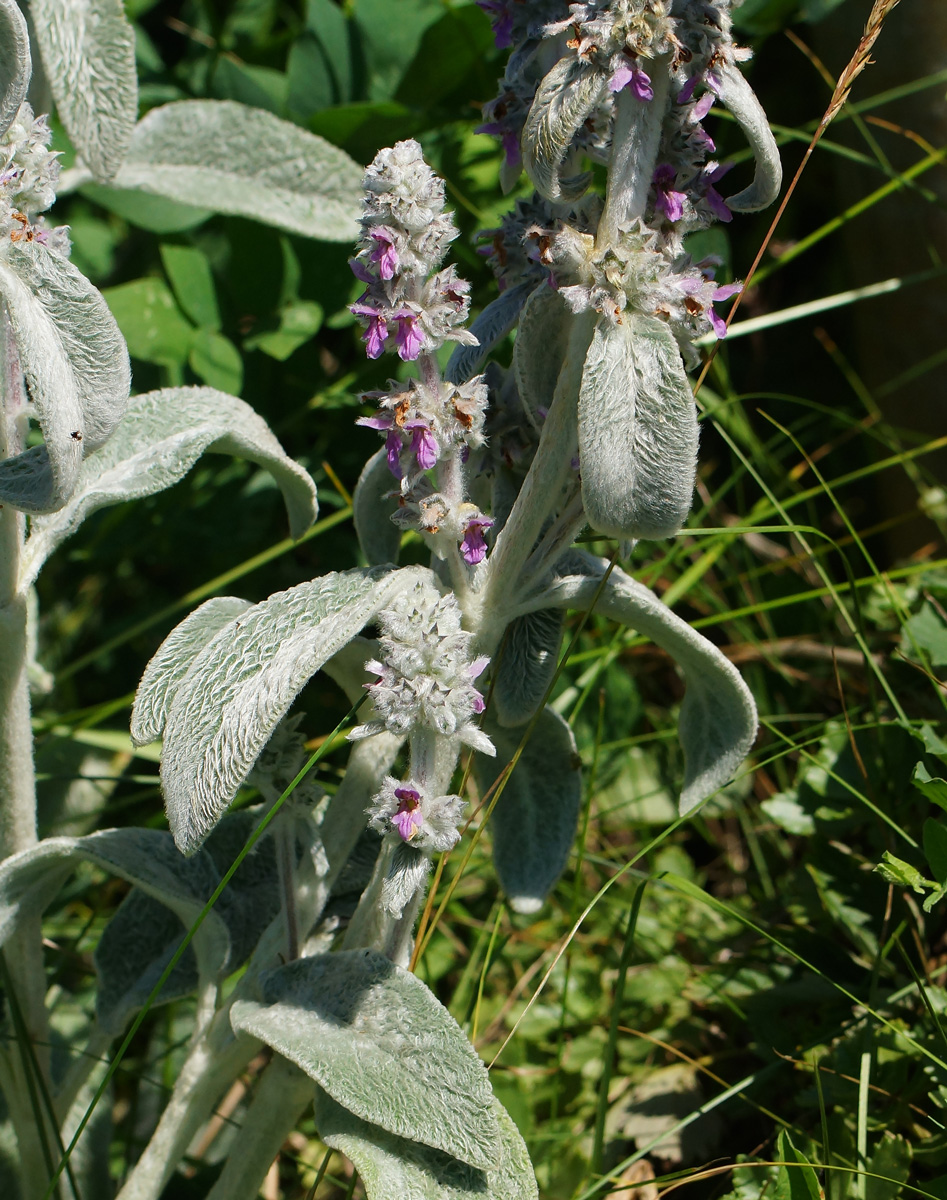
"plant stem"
274,816,299,962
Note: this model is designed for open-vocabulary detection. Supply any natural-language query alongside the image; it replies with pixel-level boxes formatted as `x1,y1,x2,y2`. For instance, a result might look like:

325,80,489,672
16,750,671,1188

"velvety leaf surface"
353,448,401,566
715,63,782,212
158,567,427,852
0,0,29,140
0,242,130,513
230,949,502,1170
476,707,581,914
493,608,564,728
313,1086,537,1200
512,285,574,428
112,101,363,240
578,313,697,541
521,57,604,202
21,387,317,587
445,281,534,386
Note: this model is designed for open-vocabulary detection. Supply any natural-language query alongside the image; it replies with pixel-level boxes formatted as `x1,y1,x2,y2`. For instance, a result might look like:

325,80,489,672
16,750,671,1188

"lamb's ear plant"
0,2,783,1198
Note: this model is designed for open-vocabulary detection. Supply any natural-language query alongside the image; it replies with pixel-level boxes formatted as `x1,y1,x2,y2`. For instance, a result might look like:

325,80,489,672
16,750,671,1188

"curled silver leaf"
0,0,30,140
521,56,607,203
445,280,533,386
578,313,697,540
513,284,574,429
715,63,782,213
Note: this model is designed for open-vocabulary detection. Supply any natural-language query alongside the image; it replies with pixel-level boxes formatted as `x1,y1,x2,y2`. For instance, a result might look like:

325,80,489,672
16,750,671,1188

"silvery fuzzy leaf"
493,608,564,728
527,563,757,816
230,950,502,1171
445,281,534,386
578,313,697,541
513,284,574,428
380,841,431,920
0,828,230,972
353,449,400,567
130,597,253,747
94,889,199,1034
475,707,581,914
715,64,782,213
0,243,130,513
111,101,362,241
158,566,429,853
521,56,606,203
0,0,29,140
21,387,318,587
597,66,671,242
313,1087,538,1200
29,0,137,181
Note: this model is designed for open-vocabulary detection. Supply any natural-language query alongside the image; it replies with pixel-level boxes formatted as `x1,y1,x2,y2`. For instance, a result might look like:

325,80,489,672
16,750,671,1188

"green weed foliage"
13,0,947,1197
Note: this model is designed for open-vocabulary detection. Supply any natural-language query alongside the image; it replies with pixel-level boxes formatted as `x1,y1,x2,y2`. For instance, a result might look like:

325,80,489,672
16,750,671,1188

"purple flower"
653,164,687,223
369,228,399,280
460,515,493,565
701,163,733,223
610,62,653,101
349,257,374,284
404,420,439,470
392,787,424,841
708,283,741,339
351,302,389,358
385,430,403,478
476,1,513,48
476,121,521,167
395,312,424,360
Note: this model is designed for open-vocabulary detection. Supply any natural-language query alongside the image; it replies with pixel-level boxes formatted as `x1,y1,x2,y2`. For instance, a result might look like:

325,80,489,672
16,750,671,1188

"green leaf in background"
210,58,288,116
760,793,816,836
900,601,947,666
731,0,800,36
874,851,933,895
102,277,193,366
287,0,354,118
912,761,947,814
395,6,495,108
83,183,212,234
352,0,444,102
160,244,220,331
798,0,852,22
774,1131,822,1200
189,329,244,394
924,818,947,888
865,1133,912,1200
245,301,323,361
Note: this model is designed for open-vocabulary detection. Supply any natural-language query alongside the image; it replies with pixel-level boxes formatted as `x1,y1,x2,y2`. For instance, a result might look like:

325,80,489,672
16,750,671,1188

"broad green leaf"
160,244,220,330
578,313,697,540
156,566,427,852
446,281,534,387
714,63,782,212
0,242,130,512
352,0,443,103
313,1086,537,1200
210,58,288,116
103,277,194,366
492,609,564,728
21,387,318,587
131,597,252,746
912,761,947,814
287,0,354,118
0,0,30,140
475,708,581,914
530,560,757,816
901,602,947,666
924,819,947,887
512,285,575,427
246,300,324,361
874,851,932,895
760,793,816,836
82,183,213,233
230,950,502,1170
353,448,401,566
774,1131,822,1200
395,5,496,108
111,101,362,241
0,829,229,974
521,57,605,201
189,329,244,394
865,1132,912,1200
30,0,137,180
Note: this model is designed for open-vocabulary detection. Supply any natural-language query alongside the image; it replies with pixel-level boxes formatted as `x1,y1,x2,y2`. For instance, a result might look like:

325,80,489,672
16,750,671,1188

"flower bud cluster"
553,218,740,363
544,1,678,96
0,104,68,253
349,583,494,755
349,140,477,361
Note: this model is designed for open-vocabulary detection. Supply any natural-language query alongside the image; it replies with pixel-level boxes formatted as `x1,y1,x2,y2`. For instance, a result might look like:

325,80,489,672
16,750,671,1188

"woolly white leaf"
522,57,606,203
353,449,401,567
111,101,362,240
715,63,782,213
30,0,136,180
493,609,564,728
444,280,534,386
528,560,757,816
131,597,253,747
159,566,428,853
476,707,581,915
21,387,318,587
0,242,130,513
578,313,697,540
230,950,502,1171
598,67,671,241
513,285,574,428
0,0,29,140
0,829,229,970
313,1087,537,1200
